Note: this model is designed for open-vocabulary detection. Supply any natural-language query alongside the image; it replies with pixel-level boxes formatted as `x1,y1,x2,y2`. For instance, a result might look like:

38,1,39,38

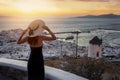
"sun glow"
13,0,58,13
17,5,34,12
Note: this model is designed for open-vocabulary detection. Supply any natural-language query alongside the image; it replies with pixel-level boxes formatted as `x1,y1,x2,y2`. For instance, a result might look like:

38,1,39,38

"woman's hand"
22,28,28,34
43,26,50,31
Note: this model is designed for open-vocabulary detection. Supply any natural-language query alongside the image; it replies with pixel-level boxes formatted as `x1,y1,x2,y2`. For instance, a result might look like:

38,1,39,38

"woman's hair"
27,36,39,45
29,29,34,36
28,24,39,36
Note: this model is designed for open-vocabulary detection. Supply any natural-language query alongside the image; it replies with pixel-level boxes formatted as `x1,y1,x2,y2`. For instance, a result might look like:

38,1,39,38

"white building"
88,36,102,59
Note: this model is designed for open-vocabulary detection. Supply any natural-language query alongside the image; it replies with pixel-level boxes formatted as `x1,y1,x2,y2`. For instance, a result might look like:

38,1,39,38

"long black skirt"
27,46,45,80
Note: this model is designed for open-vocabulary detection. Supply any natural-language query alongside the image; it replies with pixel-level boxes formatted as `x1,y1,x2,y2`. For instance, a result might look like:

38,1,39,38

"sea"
0,17,120,46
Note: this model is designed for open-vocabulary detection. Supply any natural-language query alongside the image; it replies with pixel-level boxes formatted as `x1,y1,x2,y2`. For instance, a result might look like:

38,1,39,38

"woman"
17,19,56,80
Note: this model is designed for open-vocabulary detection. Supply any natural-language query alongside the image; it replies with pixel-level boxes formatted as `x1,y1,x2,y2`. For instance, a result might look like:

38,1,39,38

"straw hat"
27,19,45,37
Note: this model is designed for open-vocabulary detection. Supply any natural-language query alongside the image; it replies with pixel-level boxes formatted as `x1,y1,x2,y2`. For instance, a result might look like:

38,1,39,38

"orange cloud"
75,0,109,2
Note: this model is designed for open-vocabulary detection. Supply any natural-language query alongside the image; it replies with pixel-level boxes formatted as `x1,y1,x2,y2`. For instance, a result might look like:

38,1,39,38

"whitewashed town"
0,29,120,60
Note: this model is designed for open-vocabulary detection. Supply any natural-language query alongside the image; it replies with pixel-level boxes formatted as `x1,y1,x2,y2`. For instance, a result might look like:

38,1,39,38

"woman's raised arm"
17,29,28,44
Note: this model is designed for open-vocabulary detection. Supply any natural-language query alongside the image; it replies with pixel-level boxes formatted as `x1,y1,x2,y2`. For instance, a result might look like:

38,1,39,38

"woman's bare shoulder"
38,35,56,41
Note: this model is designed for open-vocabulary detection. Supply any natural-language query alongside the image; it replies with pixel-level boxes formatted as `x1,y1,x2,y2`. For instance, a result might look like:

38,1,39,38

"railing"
0,58,88,80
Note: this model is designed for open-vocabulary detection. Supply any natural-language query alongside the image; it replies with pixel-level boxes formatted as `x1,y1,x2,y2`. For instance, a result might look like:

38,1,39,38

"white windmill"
88,36,102,59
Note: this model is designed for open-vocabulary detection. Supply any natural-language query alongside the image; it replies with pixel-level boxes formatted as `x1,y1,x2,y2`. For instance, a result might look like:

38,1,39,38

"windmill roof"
89,36,102,45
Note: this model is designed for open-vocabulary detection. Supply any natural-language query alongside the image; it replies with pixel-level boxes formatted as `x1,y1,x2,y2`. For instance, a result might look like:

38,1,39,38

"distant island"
0,15,13,18
74,14,120,18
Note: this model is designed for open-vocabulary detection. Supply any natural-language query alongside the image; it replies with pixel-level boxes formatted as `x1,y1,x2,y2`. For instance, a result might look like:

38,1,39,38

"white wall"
88,44,102,59
0,58,88,80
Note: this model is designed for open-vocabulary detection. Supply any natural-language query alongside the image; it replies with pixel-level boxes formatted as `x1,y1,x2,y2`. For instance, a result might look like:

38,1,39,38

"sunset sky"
0,0,120,17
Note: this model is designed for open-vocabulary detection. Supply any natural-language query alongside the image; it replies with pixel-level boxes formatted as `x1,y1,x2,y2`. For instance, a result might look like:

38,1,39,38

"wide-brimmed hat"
27,19,45,37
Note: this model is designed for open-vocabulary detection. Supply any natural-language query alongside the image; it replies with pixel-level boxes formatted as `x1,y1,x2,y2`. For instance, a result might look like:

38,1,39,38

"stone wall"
0,66,27,80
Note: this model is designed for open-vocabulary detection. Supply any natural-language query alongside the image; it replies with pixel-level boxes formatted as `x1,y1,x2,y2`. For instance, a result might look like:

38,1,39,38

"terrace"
0,58,88,80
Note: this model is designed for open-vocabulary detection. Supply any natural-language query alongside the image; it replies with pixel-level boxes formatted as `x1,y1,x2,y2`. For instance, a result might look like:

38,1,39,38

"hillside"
75,14,120,18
